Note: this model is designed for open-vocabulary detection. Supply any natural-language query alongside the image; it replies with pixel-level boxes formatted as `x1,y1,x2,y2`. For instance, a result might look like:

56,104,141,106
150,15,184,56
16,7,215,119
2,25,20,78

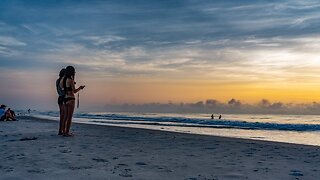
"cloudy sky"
1,0,320,110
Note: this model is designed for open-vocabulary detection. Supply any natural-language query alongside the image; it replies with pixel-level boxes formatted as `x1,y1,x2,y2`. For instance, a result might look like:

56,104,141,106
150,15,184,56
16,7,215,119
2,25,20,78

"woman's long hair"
58,68,66,80
65,66,75,79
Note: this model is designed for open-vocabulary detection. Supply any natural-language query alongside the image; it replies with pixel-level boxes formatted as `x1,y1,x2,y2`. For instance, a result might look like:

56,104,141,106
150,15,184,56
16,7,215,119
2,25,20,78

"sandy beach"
0,116,319,180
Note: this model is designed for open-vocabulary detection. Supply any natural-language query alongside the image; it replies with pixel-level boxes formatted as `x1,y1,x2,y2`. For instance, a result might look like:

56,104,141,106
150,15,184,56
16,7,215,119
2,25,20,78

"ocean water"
31,111,320,146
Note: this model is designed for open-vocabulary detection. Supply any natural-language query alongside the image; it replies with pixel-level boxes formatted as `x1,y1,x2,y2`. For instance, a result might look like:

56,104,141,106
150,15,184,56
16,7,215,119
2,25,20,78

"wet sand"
0,116,319,180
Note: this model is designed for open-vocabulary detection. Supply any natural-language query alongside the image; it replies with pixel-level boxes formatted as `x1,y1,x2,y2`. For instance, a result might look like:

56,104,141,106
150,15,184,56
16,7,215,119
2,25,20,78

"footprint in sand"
289,170,303,177
119,172,132,178
20,137,38,141
92,158,108,163
117,163,128,167
135,162,147,166
4,167,14,172
114,164,133,177
7,139,17,142
60,149,72,153
156,166,165,170
27,169,45,174
69,166,92,170
204,147,215,150
114,163,129,170
119,168,133,178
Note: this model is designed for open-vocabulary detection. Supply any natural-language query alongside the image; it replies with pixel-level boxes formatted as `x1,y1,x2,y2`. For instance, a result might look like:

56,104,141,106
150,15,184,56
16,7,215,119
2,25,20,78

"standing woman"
60,66,85,137
56,68,66,135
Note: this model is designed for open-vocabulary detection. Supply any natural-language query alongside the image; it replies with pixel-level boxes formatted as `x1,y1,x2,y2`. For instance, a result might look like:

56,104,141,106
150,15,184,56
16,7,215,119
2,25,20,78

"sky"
1,0,320,111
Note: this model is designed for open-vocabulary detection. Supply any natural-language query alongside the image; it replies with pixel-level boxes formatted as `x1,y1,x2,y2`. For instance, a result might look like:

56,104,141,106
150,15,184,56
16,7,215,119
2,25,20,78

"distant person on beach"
27,109,30,114
211,114,214,119
219,115,222,119
60,66,85,137
56,68,66,135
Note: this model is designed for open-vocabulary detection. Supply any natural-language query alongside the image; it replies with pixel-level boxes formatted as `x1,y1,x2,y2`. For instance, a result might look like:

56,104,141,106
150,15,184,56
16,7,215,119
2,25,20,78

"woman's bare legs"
58,104,65,135
63,100,75,136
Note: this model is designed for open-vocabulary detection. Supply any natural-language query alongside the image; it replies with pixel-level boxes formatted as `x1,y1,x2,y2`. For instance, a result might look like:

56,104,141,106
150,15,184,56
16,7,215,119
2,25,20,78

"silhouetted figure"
219,115,222,119
27,109,31,114
0,105,6,121
9,109,16,117
56,68,66,135
211,114,214,119
7,108,16,121
60,65,85,137
0,105,16,121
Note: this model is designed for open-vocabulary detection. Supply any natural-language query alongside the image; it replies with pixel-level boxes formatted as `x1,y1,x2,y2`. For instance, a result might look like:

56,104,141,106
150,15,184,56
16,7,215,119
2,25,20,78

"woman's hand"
80,85,85,90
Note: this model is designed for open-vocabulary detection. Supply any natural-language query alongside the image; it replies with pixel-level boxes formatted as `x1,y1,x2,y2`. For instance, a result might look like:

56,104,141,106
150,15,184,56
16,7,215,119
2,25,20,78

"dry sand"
0,116,319,180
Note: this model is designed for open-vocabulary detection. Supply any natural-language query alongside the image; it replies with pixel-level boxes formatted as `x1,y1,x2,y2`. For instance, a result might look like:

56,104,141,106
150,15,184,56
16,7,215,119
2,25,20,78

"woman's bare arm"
70,79,84,94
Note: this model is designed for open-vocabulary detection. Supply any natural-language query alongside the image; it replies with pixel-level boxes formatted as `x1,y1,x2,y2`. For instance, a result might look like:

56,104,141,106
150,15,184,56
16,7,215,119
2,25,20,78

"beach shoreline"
1,116,319,179
30,115,320,148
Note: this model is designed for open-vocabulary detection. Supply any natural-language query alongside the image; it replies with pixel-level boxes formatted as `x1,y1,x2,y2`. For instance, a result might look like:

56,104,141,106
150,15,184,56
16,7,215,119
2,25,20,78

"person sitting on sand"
7,108,16,120
60,66,85,137
0,105,16,121
0,105,6,121
56,68,66,135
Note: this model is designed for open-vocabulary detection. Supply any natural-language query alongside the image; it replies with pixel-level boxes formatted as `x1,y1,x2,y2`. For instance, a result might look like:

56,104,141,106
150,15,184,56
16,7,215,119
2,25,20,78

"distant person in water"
219,115,222,119
60,66,85,137
27,109,30,114
56,68,66,135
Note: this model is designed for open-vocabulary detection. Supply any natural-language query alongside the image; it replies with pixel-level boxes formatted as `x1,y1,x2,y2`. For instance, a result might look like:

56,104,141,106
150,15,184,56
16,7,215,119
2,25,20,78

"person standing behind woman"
56,68,66,135
60,66,85,137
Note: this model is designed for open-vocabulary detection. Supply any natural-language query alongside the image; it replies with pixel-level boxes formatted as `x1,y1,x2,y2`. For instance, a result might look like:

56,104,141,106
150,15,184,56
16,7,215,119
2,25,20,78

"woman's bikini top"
63,77,73,93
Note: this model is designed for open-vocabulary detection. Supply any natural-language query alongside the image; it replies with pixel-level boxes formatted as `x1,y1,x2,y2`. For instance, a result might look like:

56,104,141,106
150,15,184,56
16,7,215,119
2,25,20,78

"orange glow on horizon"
79,76,320,105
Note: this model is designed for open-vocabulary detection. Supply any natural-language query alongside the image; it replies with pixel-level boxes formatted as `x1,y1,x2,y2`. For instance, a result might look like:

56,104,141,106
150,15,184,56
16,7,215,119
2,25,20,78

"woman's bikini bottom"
64,97,75,104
